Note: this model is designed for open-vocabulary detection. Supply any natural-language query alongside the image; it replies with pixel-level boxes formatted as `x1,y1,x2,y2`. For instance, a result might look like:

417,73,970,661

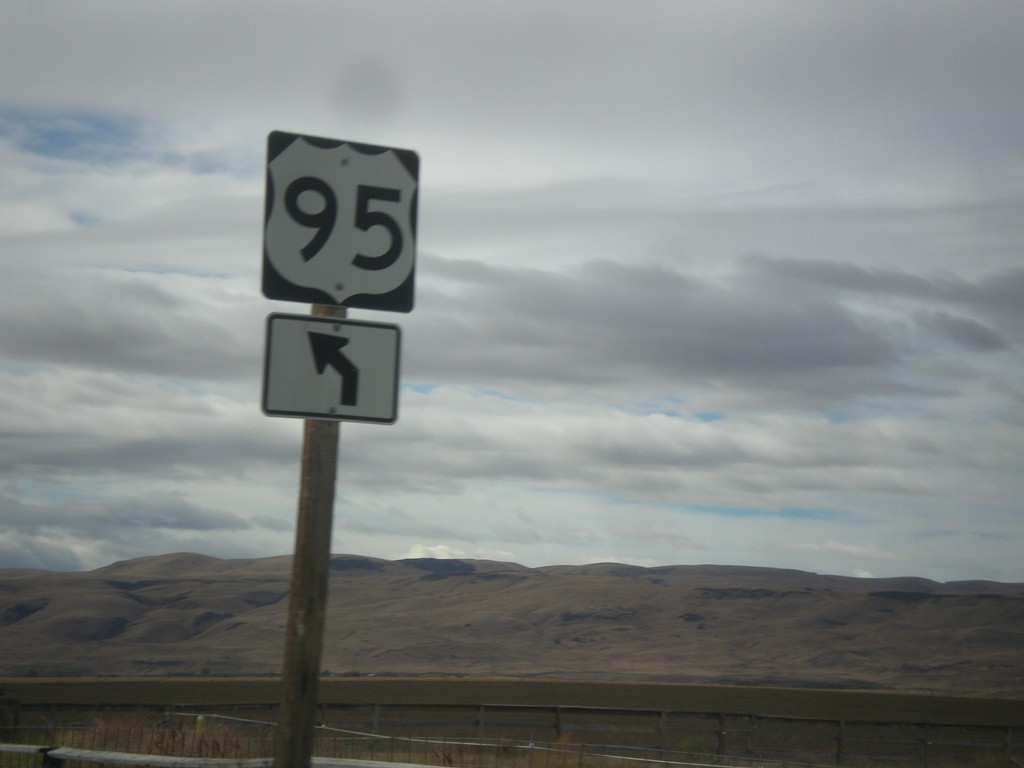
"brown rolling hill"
1,553,1022,697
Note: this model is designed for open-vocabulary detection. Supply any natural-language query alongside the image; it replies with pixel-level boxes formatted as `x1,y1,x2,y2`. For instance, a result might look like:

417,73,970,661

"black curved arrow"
308,332,358,406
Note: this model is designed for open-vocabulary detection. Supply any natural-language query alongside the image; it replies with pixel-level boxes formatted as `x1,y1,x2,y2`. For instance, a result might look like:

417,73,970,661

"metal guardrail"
0,746,436,768
0,743,755,768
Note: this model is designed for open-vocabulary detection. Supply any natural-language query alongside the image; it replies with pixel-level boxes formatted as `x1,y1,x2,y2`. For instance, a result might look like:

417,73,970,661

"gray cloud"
0,1,1021,581
0,491,249,534
0,533,84,571
914,311,1009,352
0,489,260,572
407,255,1015,408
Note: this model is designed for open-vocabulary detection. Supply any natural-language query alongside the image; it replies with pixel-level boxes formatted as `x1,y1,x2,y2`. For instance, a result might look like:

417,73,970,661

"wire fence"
3,706,1023,768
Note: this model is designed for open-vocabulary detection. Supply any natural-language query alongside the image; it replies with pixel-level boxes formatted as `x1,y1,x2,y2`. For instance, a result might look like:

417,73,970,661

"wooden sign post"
274,305,344,768
261,132,418,768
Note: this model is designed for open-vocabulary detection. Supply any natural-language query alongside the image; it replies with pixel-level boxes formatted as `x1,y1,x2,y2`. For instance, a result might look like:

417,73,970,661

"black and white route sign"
262,313,401,423
262,131,419,313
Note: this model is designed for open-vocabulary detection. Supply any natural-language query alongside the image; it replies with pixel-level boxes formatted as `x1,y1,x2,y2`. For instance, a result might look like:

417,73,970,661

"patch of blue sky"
470,386,538,403
682,504,763,517
0,109,146,165
825,399,921,423
525,487,845,522
0,359,51,377
113,265,234,280
17,479,107,506
615,403,727,422
613,402,681,417
613,394,701,419
660,504,849,522
1,110,234,176
913,527,962,540
402,381,438,394
971,530,1011,541
526,485,627,505
156,149,236,176
663,502,849,521
776,507,847,521
157,377,215,396
695,411,725,422
68,210,102,227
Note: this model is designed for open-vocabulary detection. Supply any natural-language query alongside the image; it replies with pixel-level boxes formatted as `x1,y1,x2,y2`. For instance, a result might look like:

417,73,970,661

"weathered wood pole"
274,304,345,768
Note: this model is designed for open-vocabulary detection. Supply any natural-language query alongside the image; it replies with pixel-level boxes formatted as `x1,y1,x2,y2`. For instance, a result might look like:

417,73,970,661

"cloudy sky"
1,1,1022,582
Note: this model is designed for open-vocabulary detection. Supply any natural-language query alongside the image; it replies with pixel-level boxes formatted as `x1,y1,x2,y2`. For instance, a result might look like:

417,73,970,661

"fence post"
0,691,19,739
717,713,726,757
836,719,845,765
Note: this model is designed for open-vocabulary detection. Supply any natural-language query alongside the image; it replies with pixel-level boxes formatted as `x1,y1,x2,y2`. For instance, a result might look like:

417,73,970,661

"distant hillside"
1,553,1022,696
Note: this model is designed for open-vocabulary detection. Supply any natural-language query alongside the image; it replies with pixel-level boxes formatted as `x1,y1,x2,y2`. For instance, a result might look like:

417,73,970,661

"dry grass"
4,706,1020,768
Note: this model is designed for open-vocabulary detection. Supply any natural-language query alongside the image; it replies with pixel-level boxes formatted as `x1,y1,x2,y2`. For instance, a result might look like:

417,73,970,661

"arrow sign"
308,332,358,406
262,314,400,423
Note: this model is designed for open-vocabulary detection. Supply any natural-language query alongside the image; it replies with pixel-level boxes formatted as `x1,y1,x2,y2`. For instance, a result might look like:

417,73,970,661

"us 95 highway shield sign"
262,131,418,312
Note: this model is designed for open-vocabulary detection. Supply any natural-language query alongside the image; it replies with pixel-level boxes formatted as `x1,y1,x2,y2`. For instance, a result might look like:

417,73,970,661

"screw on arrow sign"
308,332,358,406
